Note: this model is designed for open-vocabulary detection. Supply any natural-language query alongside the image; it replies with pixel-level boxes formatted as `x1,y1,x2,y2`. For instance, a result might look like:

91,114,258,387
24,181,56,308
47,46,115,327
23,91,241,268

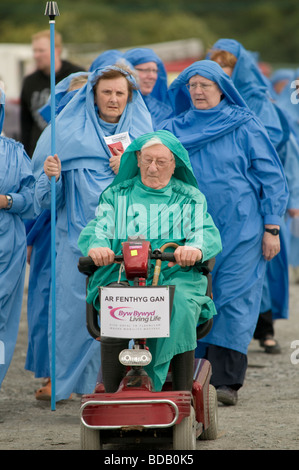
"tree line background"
1,0,299,65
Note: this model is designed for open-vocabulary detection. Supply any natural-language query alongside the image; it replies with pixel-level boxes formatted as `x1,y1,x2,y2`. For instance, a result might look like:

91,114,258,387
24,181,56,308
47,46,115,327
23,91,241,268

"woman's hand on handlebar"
168,246,203,268
88,247,115,266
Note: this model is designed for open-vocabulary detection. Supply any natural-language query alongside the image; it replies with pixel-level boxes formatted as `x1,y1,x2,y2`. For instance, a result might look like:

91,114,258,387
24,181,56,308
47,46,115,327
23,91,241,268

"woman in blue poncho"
25,73,89,390
123,47,173,128
32,65,153,401
0,86,35,388
207,39,284,149
207,39,299,354
158,60,288,405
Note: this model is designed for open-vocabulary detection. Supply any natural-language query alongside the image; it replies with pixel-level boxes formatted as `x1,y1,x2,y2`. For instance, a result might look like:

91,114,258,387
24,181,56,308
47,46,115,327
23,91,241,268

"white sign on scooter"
99,286,170,338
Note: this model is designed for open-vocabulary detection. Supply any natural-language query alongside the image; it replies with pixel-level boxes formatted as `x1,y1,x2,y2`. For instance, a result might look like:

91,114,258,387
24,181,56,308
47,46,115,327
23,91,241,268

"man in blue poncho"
32,65,153,401
158,60,289,405
0,85,35,388
123,48,173,128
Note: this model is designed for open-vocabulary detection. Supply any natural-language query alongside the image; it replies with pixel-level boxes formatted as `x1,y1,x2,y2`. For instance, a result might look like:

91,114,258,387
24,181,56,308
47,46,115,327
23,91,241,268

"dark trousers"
204,344,247,391
100,336,194,393
253,309,274,340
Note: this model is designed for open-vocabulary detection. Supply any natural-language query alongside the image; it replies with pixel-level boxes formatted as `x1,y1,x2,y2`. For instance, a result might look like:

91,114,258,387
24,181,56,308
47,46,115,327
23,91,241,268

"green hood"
110,130,199,190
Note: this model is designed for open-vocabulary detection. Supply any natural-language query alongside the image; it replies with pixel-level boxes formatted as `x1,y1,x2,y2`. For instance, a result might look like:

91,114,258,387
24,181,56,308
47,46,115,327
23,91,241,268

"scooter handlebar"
78,251,214,276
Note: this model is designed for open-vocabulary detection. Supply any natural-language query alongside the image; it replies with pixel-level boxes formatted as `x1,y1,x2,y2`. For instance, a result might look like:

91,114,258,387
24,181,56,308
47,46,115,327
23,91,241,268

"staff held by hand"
44,154,61,181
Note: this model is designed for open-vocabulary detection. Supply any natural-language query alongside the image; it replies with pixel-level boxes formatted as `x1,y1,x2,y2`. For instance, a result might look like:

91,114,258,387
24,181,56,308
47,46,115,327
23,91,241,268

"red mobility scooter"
78,239,218,450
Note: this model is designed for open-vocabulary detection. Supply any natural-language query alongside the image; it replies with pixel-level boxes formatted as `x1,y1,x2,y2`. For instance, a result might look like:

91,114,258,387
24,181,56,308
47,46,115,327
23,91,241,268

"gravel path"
1,269,298,451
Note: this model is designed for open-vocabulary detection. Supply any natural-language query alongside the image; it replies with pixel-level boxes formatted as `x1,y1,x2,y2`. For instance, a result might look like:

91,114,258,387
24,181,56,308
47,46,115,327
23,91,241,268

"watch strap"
265,228,280,236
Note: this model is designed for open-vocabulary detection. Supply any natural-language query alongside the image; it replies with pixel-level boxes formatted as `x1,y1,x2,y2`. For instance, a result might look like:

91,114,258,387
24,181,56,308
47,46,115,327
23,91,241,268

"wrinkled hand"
44,154,61,181
168,246,203,268
262,231,280,261
109,148,123,174
88,247,115,266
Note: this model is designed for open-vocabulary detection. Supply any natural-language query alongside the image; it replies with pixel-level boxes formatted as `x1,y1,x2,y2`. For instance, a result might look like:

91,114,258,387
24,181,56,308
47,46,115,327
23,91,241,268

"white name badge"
99,286,171,338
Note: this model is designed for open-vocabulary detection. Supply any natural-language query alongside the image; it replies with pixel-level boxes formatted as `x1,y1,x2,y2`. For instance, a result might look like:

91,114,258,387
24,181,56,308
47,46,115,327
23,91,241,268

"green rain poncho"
78,130,222,391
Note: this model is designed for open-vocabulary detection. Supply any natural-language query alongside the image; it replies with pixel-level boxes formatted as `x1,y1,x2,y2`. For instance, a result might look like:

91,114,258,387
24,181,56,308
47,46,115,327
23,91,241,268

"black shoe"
216,386,238,406
259,335,281,354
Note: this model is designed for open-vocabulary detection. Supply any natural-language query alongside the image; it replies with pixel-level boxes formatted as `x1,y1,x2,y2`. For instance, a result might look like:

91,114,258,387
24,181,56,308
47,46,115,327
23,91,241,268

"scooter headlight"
119,349,152,366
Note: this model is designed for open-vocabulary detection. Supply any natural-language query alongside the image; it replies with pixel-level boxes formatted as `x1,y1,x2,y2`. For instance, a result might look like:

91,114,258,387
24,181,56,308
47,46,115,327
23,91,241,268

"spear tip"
45,2,60,19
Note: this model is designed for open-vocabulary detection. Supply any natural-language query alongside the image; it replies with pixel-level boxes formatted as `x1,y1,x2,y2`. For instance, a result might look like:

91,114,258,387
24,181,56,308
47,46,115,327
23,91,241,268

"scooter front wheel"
80,422,102,450
173,406,196,450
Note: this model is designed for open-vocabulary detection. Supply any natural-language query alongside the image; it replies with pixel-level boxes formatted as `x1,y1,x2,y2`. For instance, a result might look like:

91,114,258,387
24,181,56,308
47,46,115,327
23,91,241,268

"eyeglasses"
135,67,158,75
186,82,214,91
140,157,174,168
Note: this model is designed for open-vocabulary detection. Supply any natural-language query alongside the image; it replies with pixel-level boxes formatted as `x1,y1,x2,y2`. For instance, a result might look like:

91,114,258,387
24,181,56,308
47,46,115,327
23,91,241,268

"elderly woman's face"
137,144,175,190
188,74,222,110
95,76,129,123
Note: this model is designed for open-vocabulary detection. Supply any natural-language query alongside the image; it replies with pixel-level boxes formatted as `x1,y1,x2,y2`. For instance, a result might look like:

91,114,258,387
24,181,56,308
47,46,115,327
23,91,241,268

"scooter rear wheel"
173,406,196,450
80,422,102,450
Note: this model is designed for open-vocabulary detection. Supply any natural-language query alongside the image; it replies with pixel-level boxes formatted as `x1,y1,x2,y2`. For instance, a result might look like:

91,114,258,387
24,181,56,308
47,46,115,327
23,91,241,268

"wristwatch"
5,194,13,210
265,228,280,236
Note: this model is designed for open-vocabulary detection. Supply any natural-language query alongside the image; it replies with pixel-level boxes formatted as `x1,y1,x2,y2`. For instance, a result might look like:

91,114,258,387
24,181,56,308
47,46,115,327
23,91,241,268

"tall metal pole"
44,1,60,411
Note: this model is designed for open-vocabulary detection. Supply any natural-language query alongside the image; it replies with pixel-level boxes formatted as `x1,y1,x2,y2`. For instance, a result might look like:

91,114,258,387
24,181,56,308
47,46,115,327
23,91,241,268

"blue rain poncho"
286,132,299,269
0,88,35,387
159,60,289,355
32,66,153,400
123,48,173,128
289,217,299,267
25,209,51,378
260,107,299,318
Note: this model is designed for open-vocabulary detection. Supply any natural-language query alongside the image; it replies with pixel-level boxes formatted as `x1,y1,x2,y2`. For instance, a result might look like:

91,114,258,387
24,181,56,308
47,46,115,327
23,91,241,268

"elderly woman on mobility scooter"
78,130,222,394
